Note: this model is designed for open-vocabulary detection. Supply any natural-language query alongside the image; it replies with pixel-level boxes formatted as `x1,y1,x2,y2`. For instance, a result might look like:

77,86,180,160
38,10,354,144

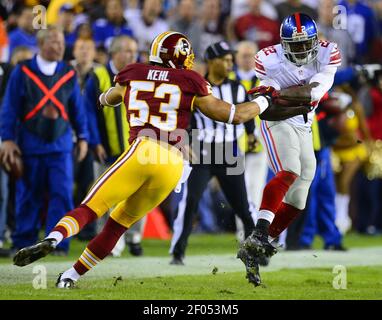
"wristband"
227,104,236,124
253,96,269,114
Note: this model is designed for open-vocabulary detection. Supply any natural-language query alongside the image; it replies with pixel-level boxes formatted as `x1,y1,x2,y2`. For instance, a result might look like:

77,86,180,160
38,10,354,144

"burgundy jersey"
115,63,211,145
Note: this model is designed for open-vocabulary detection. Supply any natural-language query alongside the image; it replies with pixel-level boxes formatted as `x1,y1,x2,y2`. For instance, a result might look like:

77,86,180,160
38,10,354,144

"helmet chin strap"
168,60,176,68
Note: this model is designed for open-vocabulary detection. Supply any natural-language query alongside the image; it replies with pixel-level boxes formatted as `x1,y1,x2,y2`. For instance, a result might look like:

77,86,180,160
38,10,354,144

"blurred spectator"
199,0,227,55
0,59,12,253
46,0,81,25
84,35,145,256
162,0,179,18
70,37,98,241
339,0,378,63
95,46,108,66
170,0,203,59
79,0,106,24
125,0,169,58
332,86,371,234
375,0,382,33
231,0,278,20
356,68,382,234
8,6,37,60
9,45,34,68
92,0,134,49
298,94,347,251
235,0,280,49
0,26,88,254
71,38,97,89
57,4,78,60
0,46,33,257
366,69,382,141
0,17,8,62
0,3,8,21
276,0,318,23
231,41,259,94
76,23,93,41
318,0,355,68
371,0,382,63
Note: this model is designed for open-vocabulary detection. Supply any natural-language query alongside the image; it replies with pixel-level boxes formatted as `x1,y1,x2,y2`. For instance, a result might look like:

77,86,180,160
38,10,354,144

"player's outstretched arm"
194,94,269,124
278,83,319,104
98,83,126,108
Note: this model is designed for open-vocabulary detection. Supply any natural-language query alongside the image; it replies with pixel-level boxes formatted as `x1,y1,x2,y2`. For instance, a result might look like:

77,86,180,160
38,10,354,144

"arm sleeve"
310,64,338,102
84,75,102,147
68,77,89,141
0,65,23,141
310,43,341,101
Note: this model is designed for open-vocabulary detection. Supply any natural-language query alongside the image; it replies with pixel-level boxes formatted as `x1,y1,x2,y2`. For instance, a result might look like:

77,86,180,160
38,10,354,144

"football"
273,97,306,108
1,153,24,179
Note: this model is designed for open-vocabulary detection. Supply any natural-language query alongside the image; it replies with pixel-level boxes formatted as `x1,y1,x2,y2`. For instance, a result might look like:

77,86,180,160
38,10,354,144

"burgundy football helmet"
149,31,194,70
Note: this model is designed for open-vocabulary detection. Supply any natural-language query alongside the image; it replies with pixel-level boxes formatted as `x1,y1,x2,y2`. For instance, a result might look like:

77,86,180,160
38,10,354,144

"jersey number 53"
128,80,181,131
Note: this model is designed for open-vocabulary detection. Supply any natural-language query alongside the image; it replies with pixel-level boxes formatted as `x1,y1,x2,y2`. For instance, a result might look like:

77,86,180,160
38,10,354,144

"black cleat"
241,230,278,258
170,254,184,265
56,273,76,289
13,238,57,267
257,255,270,266
127,242,143,256
237,247,261,286
237,230,277,286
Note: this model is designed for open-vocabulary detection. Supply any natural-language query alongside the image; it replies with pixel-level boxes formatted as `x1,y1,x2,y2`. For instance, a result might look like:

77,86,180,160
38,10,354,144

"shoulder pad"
316,41,340,66
255,44,283,77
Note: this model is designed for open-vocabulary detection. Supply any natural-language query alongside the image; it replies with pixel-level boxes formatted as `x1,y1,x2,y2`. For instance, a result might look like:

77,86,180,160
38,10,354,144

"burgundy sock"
73,217,127,275
51,204,98,238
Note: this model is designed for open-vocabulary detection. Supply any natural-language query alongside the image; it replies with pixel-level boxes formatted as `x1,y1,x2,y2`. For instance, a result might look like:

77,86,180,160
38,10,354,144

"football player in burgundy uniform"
13,31,311,288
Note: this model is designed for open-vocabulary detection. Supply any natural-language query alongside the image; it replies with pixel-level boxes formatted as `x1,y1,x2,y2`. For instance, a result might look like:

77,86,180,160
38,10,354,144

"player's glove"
248,85,280,99
248,86,313,121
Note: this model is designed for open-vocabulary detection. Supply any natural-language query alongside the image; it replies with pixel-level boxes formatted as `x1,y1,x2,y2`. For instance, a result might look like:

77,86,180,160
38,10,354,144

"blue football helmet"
280,13,319,66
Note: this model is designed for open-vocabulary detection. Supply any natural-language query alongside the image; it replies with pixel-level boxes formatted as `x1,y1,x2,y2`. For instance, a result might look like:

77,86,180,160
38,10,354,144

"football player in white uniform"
238,12,341,286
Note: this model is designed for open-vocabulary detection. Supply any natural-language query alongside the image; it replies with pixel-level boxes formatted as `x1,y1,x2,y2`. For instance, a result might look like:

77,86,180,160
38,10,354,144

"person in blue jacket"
8,6,38,61
92,0,134,49
0,26,89,254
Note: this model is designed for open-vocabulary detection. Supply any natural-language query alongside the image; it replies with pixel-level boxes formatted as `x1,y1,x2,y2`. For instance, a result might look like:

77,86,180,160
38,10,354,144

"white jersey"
254,41,341,127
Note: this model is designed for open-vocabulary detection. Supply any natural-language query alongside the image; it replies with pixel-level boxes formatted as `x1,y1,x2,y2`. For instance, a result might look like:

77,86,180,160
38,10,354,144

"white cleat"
56,273,76,289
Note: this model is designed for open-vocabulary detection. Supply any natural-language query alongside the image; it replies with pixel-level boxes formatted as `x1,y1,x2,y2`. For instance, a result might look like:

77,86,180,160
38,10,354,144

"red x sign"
22,65,75,121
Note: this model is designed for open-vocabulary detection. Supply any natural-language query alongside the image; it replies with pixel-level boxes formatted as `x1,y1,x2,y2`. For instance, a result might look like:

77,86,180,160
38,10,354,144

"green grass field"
0,233,381,300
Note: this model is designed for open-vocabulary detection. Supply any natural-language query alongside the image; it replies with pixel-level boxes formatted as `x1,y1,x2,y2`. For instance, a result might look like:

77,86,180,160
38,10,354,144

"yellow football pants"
81,137,183,228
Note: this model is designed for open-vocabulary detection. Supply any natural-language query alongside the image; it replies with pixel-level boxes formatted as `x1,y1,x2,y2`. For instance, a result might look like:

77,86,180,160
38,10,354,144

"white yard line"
1,247,382,286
